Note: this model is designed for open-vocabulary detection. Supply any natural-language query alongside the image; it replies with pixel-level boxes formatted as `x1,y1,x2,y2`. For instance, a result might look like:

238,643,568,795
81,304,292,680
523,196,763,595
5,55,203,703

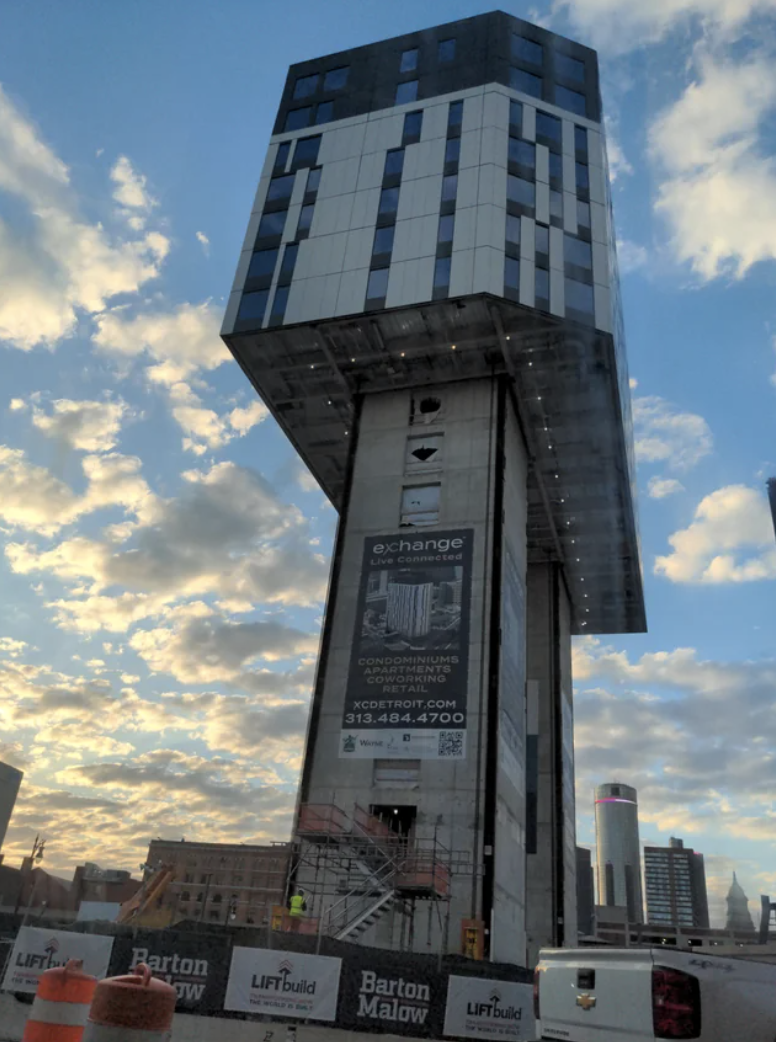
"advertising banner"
443,975,535,1041
224,946,342,1020
340,529,473,760
108,930,230,1012
337,949,444,1037
2,927,114,994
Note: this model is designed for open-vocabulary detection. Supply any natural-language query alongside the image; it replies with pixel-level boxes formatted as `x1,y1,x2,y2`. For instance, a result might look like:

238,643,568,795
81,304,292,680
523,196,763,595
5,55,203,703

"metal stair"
335,889,395,940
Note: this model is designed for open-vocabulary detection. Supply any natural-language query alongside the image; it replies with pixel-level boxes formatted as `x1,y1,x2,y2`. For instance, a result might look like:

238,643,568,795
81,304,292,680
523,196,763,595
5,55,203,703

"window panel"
535,267,549,305
373,225,395,255
400,485,440,526
565,276,594,315
550,190,563,222
267,174,295,201
379,186,400,215
577,199,591,228
323,66,349,90
274,141,291,171
433,256,451,287
247,248,279,279
395,80,419,105
293,135,321,167
367,267,389,300
504,256,520,290
297,204,315,233
293,74,319,100
509,137,535,169
315,100,334,124
438,214,455,243
384,148,405,176
306,167,322,193
507,174,535,208
279,243,299,280
565,234,592,268
400,48,418,73
441,174,458,202
238,290,269,322
506,214,521,244
536,111,562,144
285,107,312,132
576,162,589,190
445,137,461,164
510,68,542,99
510,99,523,129
556,53,585,83
403,110,423,142
535,224,549,255
438,38,456,62
556,84,586,116
257,210,287,238
269,285,290,323
549,151,563,182
448,100,464,127
575,126,588,154
512,35,543,65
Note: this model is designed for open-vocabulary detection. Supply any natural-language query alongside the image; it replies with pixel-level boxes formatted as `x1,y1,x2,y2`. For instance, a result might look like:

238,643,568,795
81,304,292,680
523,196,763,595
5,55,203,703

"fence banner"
108,930,230,1013
337,946,445,1037
443,974,535,1041
225,946,341,1020
2,927,114,994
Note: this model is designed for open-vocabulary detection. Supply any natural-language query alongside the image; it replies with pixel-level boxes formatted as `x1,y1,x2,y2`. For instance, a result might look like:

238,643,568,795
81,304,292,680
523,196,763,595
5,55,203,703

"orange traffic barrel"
22,958,97,1042
83,963,176,1041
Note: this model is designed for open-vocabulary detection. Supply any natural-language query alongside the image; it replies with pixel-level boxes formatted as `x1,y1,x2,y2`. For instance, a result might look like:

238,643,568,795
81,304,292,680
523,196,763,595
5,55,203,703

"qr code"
438,731,464,757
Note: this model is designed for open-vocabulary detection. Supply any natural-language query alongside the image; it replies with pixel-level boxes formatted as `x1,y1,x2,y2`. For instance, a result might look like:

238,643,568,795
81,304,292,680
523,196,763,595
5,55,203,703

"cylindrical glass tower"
595,782,643,923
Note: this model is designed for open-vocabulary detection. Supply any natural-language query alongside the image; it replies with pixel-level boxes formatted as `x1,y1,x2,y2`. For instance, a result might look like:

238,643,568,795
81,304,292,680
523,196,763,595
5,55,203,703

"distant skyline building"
767,478,776,542
576,846,595,937
0,761,23,851
595,782,643,923
386,578,434,637
644,836,709,928
726,872,756,933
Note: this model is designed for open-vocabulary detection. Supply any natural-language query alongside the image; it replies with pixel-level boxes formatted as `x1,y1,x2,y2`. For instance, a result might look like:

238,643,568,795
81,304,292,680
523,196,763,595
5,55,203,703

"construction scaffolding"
283,803,476,954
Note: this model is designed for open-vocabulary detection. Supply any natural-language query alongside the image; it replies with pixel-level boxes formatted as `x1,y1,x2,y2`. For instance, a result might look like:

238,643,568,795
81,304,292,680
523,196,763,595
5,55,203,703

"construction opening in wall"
370,804,417,839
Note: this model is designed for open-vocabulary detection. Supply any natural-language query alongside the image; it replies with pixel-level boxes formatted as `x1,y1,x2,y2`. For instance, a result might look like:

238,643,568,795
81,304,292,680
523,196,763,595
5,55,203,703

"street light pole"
13,835,46,921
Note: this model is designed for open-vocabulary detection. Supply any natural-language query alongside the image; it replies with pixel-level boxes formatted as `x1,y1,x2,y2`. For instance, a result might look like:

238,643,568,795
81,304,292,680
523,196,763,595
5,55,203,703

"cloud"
655,484,776,582
650,56,776,280
92,301,230,384
633,395,713,471
196,231,210,254
110,155,157,211
167,383,268,455
617,239,648,274
28,397,129,452
647,476,685,499
604,117,633,181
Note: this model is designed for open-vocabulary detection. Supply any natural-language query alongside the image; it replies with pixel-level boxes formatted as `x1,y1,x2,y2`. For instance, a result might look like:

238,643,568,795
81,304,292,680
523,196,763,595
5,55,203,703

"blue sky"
0,0,775,927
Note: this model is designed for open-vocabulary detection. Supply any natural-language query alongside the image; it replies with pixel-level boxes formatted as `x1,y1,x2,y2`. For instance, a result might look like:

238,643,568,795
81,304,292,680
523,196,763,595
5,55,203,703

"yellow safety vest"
289,894,305,917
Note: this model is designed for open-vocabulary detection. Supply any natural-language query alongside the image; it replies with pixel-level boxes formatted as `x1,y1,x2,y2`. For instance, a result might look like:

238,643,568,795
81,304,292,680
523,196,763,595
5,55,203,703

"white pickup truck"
534,946,776,1040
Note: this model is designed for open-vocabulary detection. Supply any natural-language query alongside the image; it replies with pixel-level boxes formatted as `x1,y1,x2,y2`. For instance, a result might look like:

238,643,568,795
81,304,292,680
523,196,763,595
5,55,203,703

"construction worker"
288,888,306,932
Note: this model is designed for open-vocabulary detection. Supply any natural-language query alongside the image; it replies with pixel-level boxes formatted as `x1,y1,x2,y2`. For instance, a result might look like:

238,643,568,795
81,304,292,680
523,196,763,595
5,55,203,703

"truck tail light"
533,968,540,1022
652,966,701,1039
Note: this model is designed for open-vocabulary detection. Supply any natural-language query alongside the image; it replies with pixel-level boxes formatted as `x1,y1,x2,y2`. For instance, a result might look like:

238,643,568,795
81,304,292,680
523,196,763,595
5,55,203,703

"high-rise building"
0,761,23,851
222,12,644,964
595,782,643,923
767,478,776,542
644,836,709,928
726,872,756,934
386,577,434,637
576,846,595,937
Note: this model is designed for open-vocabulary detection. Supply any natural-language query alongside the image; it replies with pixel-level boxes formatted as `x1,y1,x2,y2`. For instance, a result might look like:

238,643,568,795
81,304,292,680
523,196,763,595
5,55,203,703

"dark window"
238,290,269,323
575,126,588,155
247,248,279,280
257,210,287,238
535,224,549,256
267,174,295,202
549,151,563,182
576,162,589,190
536,111,562,145
504,256,520,290
441,174,458,202
279,243,299,280
293,74,319,100
438,214,454,243
324,66,349,90
315,101,334,124
403,111,423,143
306,167,322,193
448,100,464,127
577,199,591,228
565,234,592,269
550,189,563,223
438,38,456,62
285,107,312,132
605,863,616,905
269,285,290,325
379,187,399,215
556,53,585,84
509,99,523,131
366,267,389,300
297,204,315,234
566,276,595,317
535,268,550,308
509,137,535,170
433,256,451,287
373,225,395,255
274,141,291,171
293,135,321,168
512,34,543,65
395,80,418,105
556,85,586,116
400,48,418,73
506,214,521,244
510,68,542,99
384,149,405,177
445,138,461,164
508,174,535,208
